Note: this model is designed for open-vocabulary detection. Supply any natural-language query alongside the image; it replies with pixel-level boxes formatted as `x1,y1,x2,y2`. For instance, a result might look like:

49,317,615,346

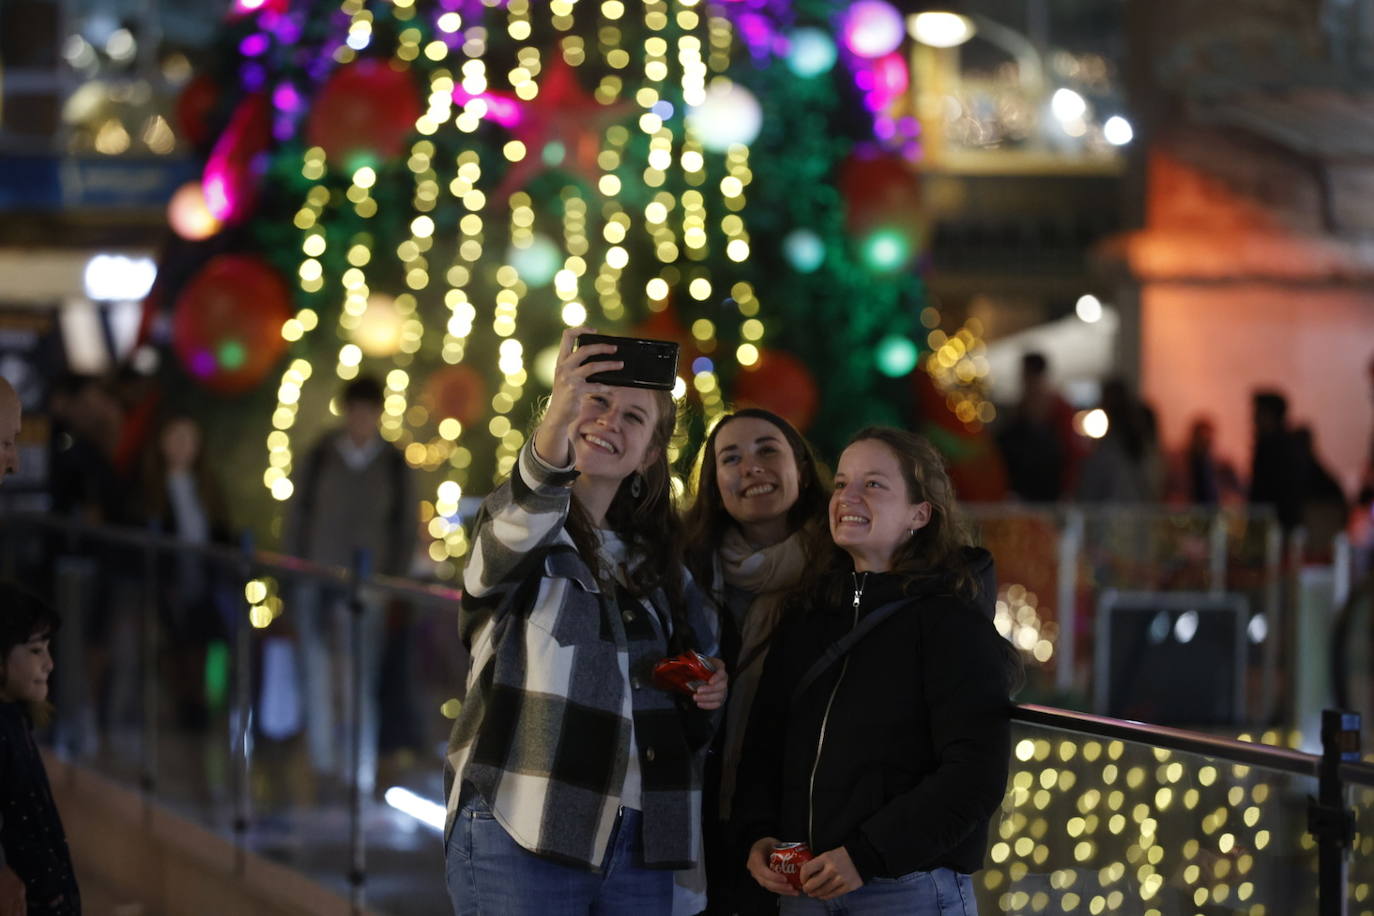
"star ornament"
485,58,635,201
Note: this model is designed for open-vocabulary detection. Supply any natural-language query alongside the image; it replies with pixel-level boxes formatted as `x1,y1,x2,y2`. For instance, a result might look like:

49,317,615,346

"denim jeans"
778,867,976,916
445,795,675,915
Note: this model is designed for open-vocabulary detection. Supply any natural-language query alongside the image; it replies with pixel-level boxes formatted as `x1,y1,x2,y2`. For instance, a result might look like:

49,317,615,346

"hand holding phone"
532,326,622,467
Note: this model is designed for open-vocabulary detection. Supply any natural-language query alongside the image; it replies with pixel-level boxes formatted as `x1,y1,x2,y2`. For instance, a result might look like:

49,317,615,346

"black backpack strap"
792,599,909,703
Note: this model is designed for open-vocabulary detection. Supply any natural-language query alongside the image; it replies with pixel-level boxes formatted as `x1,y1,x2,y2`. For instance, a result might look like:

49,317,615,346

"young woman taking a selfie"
443,327,726,915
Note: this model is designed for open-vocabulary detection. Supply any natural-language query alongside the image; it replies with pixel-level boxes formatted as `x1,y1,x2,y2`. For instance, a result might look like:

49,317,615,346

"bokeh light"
841,0,906,59
783,229,825,273
875,334,919,377
685,80,762,152
787,28,838,77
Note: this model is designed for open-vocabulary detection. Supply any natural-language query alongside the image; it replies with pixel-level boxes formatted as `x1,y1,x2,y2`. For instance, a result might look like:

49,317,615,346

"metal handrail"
0,511,462,607
1015,703,1374,788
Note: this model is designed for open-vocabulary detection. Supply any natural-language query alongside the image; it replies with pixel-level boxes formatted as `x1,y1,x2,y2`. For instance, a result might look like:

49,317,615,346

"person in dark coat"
283,375,417,796
735,427,1017,915
1248,391,1306,530
0,585,80,915
682,409,831,915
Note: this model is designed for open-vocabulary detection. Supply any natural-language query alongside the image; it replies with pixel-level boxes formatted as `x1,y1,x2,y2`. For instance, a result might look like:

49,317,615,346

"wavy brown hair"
801,427,1024,694
682,408,830,591
804,426,980,605
562,388,696,648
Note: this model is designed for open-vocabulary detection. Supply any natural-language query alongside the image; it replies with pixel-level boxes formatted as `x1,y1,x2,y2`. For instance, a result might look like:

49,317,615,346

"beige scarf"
716,525,809,820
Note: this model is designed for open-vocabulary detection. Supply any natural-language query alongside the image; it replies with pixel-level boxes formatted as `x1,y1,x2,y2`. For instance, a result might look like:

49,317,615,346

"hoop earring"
630,472,644,500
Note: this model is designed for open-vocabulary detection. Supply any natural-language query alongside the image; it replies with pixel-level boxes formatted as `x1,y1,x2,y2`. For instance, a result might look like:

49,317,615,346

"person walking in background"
444,328,726,915
1292,425,1348,551
0,377,20,485
1248,390,1306,531
142,415,233,734
1171,417,1241,506
1077,378,1159,503
736,427,1017,915
285,375,417,799
682,408,830,915
995,352,1080,502
0,584,80,916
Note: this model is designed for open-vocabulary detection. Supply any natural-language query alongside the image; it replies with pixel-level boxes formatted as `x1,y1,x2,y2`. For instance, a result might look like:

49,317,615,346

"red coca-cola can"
651,650,717,695
768,842,813,890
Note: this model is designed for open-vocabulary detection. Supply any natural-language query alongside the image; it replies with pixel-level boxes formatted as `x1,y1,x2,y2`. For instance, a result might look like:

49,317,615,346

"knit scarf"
716,525,809,820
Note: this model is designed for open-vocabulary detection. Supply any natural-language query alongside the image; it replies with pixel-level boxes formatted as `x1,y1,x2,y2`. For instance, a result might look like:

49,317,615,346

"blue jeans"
445,795,674,915
778,867,976,916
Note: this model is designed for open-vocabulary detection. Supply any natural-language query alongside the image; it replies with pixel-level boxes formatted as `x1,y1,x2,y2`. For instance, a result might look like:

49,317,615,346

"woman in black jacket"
735,426,1018,915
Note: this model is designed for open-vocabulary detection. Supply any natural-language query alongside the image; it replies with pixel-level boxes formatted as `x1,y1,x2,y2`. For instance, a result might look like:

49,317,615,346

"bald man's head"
0,377,20,484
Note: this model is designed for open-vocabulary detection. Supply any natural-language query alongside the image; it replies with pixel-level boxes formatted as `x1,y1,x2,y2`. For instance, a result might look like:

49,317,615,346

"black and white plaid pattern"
445,442,717,871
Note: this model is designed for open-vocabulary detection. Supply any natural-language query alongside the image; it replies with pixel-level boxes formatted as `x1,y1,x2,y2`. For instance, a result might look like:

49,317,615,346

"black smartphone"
574,333,679,391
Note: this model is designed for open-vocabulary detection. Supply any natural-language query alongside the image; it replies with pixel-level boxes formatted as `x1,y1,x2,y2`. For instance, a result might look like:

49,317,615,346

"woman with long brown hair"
681,408,829,914
735,426,1018,915
444,327,727,915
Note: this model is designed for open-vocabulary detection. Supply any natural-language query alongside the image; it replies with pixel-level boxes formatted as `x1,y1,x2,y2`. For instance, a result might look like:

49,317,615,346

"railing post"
349,547,372,916
1056,508,1083,694
232,531,255,876
1310,709,1359,916
140,523,160,824
1259,521,1283,722
1332,532,1352,611
1207,511,1227,596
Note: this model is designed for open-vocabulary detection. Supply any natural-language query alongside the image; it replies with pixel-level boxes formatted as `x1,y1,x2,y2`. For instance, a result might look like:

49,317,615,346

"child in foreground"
0,584,80,915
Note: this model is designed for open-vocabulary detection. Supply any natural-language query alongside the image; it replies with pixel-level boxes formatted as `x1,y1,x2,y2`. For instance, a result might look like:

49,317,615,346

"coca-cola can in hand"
768,842,814,891
651,650,717,695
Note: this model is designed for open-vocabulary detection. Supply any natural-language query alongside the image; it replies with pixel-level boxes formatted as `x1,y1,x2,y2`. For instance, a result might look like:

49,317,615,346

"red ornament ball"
176,74,220,149
172,254,292,395
837,148,921,235
732,349,819,432
424,364,488,428
306,59,423,168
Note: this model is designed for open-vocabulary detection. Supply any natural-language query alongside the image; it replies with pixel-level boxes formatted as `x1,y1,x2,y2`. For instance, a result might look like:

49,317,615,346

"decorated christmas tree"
155,0,942,576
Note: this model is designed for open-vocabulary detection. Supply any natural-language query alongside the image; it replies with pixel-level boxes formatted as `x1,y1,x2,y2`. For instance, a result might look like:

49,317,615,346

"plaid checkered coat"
444,442,719,871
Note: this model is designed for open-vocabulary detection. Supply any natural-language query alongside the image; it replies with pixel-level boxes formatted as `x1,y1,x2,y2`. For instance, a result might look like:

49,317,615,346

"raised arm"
460,326,621,622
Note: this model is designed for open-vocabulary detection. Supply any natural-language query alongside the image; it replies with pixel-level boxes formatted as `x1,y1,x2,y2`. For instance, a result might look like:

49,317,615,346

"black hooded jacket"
733,549,1012,880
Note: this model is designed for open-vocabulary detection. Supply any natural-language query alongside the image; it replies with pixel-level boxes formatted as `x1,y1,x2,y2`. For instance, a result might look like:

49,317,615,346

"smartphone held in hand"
574,333,679,390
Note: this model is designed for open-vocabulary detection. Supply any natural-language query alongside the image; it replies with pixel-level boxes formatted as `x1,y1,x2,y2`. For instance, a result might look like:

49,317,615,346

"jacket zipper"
808,572,865,847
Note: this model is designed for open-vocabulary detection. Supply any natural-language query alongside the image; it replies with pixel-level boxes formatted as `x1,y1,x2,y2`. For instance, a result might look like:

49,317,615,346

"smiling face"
830,438,930,572
569,386,662,483
0,633,53,705
714,416,802,544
